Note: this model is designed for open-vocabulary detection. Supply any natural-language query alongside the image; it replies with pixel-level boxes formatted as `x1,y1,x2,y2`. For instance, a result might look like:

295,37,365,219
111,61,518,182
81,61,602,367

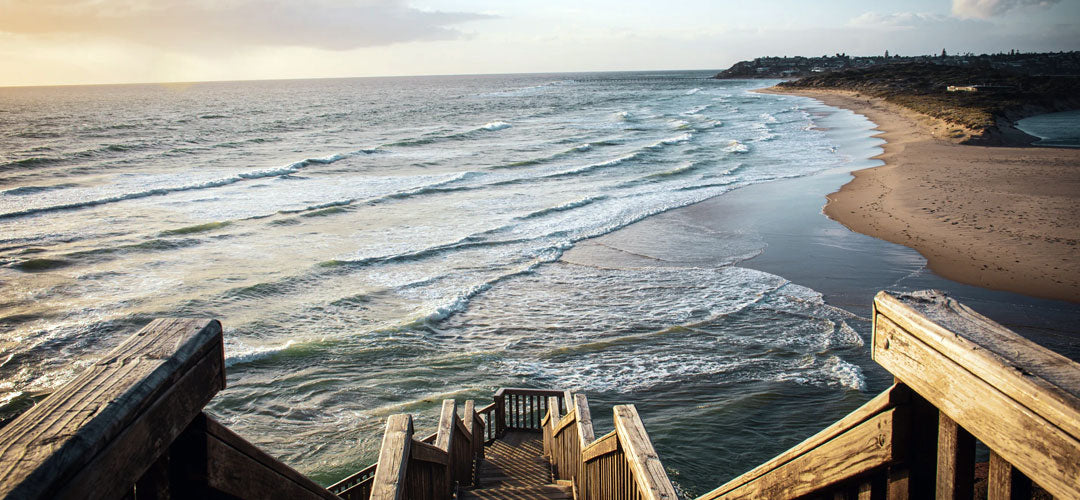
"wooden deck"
462,431,571,499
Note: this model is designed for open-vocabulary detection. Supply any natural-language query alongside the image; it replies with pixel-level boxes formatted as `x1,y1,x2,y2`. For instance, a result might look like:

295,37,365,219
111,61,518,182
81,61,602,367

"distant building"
947,84,1016,92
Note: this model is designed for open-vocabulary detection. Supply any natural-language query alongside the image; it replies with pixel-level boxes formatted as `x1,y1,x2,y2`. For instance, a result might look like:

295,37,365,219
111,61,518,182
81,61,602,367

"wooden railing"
495,387,567,435
331,433,442,500
543,392,678,500
366,399,486,499
0,318,340,500
698,290,1080,500
7,290,1073,500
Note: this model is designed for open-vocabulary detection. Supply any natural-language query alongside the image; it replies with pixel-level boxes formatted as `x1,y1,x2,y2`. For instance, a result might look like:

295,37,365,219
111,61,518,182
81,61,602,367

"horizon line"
3,48,1071,89
0,67,726,90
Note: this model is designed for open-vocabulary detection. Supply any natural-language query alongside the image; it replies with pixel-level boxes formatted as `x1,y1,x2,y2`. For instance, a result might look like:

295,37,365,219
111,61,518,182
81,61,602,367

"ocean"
1016,109,1080,147
0,72,892,495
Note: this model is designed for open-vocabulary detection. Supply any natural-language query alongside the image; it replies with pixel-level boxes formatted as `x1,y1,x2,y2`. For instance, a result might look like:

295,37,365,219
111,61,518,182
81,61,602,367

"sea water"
1016,109,1080,147
0,73,888,495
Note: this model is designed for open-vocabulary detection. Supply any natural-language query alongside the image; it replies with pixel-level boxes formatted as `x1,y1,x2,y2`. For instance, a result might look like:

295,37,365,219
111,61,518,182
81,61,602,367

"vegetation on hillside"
778,63,1080,139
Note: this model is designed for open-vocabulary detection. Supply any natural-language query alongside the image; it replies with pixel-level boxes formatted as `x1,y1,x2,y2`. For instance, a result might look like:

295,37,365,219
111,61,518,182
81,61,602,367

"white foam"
682,104,710,115
649,133,692,149
724,140,749,153
225,339,298,367
480,121,511,131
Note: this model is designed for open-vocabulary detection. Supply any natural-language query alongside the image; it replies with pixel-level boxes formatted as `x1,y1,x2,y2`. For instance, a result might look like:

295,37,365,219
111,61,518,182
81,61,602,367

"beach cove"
1,74,1078,496
763,87,1080,303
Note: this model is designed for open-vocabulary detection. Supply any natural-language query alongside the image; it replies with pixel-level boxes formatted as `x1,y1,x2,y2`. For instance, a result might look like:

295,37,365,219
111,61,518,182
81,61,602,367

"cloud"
847,12,945,30
0,0,494,50
951,0,1061,19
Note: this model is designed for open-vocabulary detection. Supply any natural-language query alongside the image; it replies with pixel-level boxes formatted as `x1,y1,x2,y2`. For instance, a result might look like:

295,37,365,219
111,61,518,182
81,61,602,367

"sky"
0,0,1077,86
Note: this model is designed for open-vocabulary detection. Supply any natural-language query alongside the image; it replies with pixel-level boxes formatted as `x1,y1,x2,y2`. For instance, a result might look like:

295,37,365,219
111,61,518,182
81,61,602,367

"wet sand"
761,88,1080,304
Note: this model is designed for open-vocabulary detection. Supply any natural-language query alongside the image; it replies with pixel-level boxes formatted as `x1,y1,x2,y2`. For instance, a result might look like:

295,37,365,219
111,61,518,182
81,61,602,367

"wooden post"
494,392,505,438
887,386,938,500
435,399,457,496
987,452,1031,500
613,405,677,500
463,400,477,487
936,413,974,500
370,414,413,500
573,393,595,496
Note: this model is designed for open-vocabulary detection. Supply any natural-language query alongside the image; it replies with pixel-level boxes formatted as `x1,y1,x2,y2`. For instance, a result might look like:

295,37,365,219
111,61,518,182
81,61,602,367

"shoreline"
562,93,1080,359
759,87,1080,304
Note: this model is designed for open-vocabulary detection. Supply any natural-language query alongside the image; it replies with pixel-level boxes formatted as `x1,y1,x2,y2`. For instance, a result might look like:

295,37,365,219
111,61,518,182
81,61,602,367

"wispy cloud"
0,0,494,50
951,0,1061,19
847,12,946,30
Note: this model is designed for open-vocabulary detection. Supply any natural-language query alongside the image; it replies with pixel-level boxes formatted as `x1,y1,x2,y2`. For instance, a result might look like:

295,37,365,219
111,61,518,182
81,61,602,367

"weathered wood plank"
370,414,413,500
582,430,618,462
435,399,457,452
935,412,974,500
201,414,337,498
133,452,171,500
0,318,222,500
495,394,505,437
410,441,449,466
699,384,910,499
707,408,906,500
875,291,1080,440
329,463,377,497
987,451,1031,500
574,393,595,446
464,400,476,438
554,408,578,435
873,314,1080,499
59,341,226,499
547,396,561,424
201,423,339,499
613,405,677,500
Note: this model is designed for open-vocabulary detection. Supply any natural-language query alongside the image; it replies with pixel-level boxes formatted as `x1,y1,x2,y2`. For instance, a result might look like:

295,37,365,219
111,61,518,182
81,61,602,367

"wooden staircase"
1,290,1077,500
462,431,571,499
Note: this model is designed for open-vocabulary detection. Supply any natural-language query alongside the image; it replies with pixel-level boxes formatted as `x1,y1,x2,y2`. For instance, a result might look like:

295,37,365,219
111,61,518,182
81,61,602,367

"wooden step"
460,484,572,500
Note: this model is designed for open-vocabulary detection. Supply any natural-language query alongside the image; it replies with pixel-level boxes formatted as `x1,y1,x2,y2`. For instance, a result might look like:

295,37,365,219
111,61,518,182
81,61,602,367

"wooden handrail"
495,388,566,435
698,386,910,499
544,393,676,500
329,462,376,499
176,412,341,499
872,290,1080,499
699,290,1080,500
369,399,485,499
700,384,912,499
0,319,225,499
580,430,617,462
572,393,596,446
370,415,413,500
0,318,344,500
613,405,677,500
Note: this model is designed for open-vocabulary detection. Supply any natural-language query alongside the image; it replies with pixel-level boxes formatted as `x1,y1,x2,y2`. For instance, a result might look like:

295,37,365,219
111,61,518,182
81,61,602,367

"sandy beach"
760,87,1080,303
